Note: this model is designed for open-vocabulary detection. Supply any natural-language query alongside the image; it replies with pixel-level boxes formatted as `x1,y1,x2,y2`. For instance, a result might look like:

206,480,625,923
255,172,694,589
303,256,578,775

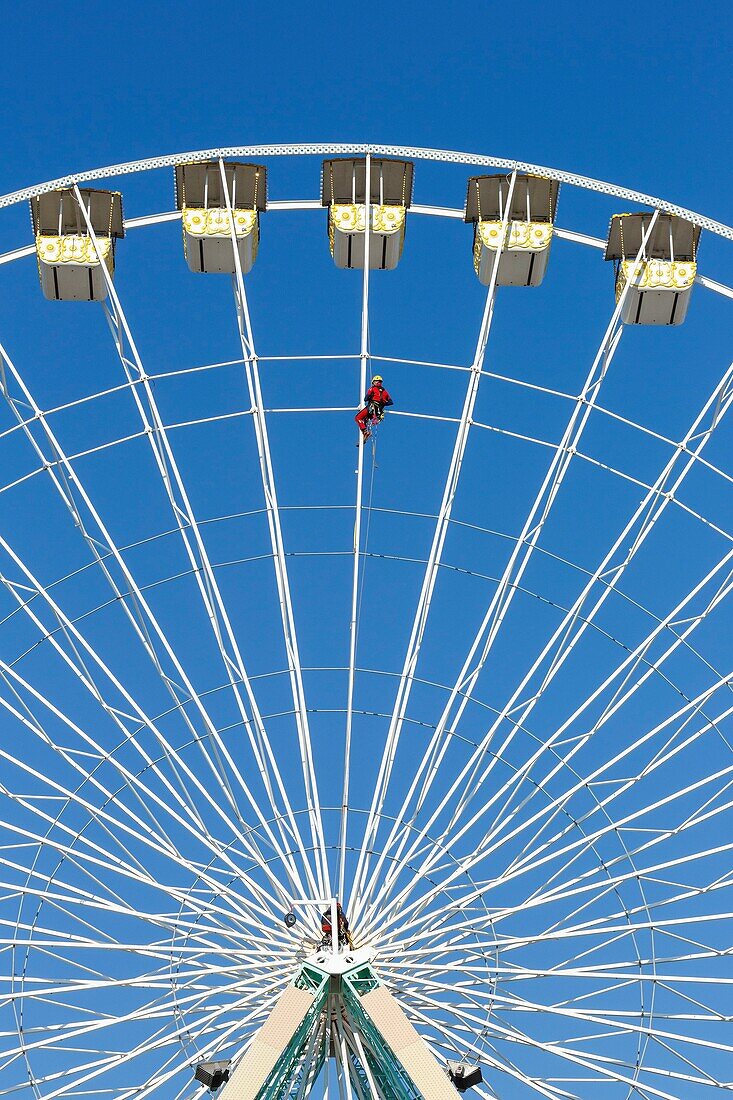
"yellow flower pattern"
330,204,405,236
182,207,258,239
474,221,553,274
616,258,697,301
36,234,113,268
372,206,405,234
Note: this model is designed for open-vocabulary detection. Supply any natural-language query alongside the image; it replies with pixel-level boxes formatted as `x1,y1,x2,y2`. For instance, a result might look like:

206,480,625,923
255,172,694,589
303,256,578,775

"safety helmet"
372,375,383,384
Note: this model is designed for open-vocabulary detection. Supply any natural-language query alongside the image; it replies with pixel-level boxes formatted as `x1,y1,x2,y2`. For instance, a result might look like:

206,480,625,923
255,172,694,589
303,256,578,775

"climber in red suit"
356,375,393,441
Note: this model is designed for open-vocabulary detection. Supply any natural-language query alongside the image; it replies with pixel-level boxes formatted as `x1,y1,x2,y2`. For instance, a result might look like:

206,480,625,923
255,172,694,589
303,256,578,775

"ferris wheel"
0,142,730,1100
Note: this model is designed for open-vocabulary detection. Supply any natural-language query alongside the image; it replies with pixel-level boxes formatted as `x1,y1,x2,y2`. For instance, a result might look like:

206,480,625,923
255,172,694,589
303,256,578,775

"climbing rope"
355,421,379,646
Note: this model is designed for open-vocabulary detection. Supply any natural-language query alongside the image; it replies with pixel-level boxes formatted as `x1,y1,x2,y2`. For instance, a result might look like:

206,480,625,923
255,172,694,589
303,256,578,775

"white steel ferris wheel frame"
0,143,729,1100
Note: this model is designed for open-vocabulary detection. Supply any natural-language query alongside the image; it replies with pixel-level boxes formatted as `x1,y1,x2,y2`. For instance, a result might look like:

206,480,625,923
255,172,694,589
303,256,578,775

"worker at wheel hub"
320,901,353,949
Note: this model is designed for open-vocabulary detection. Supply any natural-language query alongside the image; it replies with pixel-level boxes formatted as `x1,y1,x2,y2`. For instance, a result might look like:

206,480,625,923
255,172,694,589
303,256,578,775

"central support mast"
216,941,462,1100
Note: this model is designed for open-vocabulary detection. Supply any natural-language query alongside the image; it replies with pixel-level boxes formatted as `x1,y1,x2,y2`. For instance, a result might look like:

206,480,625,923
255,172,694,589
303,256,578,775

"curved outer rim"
1,141,732,240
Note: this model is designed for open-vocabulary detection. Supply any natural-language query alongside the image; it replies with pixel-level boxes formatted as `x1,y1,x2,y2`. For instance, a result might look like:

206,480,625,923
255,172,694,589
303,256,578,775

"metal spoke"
217,163,329,897
350,170,519,922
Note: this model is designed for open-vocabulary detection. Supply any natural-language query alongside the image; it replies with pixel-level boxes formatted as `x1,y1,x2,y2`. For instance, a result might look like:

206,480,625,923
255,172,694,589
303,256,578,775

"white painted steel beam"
339,153,373,898
218,161,330,898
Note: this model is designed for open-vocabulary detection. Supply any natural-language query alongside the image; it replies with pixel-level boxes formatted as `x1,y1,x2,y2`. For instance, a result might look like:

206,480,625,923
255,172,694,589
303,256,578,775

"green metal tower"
217,946,463,1100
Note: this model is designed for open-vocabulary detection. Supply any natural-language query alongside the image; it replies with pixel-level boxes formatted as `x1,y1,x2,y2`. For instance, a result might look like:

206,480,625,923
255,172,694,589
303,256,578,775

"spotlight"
194,1061,231,1091
447,1061,483,1092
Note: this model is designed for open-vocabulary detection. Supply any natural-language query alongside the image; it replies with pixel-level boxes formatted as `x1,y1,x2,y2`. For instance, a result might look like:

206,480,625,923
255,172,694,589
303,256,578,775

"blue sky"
0,4,731,1098
2,0,731,223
